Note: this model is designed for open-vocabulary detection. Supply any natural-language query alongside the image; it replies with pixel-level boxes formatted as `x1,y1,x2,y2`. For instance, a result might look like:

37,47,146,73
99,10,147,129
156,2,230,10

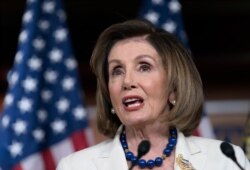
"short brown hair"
90,19,203,138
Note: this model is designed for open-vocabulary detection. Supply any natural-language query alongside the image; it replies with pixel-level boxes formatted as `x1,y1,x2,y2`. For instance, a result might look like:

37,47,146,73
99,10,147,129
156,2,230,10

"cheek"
108,82,120,103
145,77,169,100
144,74,168,90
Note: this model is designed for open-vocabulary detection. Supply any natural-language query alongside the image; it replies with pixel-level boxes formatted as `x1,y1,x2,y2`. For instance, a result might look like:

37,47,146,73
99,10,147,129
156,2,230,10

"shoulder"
187,135,222,147
187,135,242,153
187,135,245,151
56,139,113,170
185,136,249,168
177,131,225,153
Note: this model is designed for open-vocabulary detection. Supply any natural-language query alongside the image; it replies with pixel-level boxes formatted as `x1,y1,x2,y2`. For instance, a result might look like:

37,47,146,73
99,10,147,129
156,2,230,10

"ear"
169,91,176,105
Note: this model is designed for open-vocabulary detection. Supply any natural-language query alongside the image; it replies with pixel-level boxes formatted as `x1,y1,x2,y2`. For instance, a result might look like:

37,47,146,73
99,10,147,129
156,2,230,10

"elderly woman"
57,19,249,170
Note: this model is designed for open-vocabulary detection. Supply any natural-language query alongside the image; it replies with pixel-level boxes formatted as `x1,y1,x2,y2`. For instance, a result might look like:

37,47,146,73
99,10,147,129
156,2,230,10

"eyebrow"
109,54,156,63
108,59,121,66
136,54,155,60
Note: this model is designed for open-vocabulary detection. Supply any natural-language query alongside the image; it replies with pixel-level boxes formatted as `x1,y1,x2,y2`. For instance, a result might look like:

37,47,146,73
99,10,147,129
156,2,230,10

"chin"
126,119,148,127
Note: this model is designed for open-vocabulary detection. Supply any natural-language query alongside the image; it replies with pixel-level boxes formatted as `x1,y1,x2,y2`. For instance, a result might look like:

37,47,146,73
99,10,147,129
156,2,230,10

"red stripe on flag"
71,130,89,151
41,149,56,170
13,164,23,170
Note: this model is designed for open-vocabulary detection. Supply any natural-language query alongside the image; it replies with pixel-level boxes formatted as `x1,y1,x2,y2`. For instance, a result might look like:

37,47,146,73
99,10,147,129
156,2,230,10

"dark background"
1,0,250,104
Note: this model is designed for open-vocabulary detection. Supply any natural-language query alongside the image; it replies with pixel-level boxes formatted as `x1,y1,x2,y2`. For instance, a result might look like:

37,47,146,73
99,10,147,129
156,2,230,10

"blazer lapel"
94,126,128,170
174,131,207,170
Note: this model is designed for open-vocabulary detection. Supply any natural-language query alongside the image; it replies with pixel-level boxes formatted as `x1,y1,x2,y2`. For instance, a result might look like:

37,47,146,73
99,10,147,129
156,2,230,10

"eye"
110,66,124,76
139,62,151,72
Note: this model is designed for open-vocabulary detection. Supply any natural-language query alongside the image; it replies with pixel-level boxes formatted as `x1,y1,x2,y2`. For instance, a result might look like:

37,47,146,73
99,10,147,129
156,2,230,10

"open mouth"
122,97,144,109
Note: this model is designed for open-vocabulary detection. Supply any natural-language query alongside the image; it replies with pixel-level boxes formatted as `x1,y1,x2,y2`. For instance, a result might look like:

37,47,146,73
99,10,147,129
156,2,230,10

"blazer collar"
175,131,207,170
94,126,128,170
107,126,128,170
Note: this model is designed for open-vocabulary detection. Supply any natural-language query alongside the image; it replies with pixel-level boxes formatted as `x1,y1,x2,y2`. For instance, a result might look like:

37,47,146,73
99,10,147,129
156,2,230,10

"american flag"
0,0,92,169
139,0,215,138
139,0,189,49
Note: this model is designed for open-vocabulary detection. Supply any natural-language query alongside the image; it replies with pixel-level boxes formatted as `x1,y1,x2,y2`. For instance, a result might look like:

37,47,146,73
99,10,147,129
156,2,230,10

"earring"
111,108,116,114
170,100,176,105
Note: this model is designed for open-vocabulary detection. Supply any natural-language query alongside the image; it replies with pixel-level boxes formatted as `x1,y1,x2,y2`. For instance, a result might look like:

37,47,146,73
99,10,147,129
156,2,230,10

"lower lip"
123,102,144,112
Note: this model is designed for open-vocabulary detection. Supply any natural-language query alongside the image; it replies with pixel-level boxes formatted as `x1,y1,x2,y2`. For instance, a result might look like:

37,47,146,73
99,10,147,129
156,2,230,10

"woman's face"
108,37,171,127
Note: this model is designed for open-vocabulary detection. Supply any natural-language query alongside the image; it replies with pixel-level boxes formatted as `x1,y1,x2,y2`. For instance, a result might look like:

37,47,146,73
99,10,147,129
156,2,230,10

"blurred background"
1,0,250,150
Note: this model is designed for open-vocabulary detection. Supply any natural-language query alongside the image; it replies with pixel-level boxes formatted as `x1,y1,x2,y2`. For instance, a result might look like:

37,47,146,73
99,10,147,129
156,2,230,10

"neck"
126,123,169,141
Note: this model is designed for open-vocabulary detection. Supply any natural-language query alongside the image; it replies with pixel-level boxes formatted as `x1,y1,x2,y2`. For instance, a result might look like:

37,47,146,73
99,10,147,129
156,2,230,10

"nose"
122,72,136,90
123,83,136,90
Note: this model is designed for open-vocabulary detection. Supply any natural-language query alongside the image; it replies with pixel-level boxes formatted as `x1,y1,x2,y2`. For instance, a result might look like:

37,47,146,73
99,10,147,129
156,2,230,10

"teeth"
124,98,139,103
123,97,143,108
127,102,141,108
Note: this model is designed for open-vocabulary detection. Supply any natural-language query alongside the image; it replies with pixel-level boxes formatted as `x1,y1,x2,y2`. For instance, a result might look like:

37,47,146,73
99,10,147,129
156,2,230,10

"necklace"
120,127,177,169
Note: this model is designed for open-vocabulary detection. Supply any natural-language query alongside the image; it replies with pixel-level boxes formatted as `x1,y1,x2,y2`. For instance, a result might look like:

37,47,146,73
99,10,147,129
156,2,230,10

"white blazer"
57,126,250,170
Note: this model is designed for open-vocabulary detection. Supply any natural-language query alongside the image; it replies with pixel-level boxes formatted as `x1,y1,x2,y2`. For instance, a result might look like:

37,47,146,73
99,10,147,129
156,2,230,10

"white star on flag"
41,89,53,102
73,106,87,120
1,115,10,128
54,28,68,42
28,56,43,71
33,37,46,50
17,97,33,113
62,77,75,91
23,10,33,23
162,20,177,33
56,98,70,113
22,76,37,92
49,48,63,63
144,11,160,24
168,0,181,13
32,129,45,142
65,58,77,70
14,51,23,64
44,69,58,83
8,141,23,158
42,1,55,13
38,20,50,31
51,119,66,134
8,71,19,87
4,94,14,106
37,109,48,122
12,120,27,136
19,30,28,43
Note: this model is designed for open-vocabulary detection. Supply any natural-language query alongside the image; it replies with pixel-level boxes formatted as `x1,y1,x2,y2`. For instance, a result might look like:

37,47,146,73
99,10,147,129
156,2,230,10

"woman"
57,19,249,170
